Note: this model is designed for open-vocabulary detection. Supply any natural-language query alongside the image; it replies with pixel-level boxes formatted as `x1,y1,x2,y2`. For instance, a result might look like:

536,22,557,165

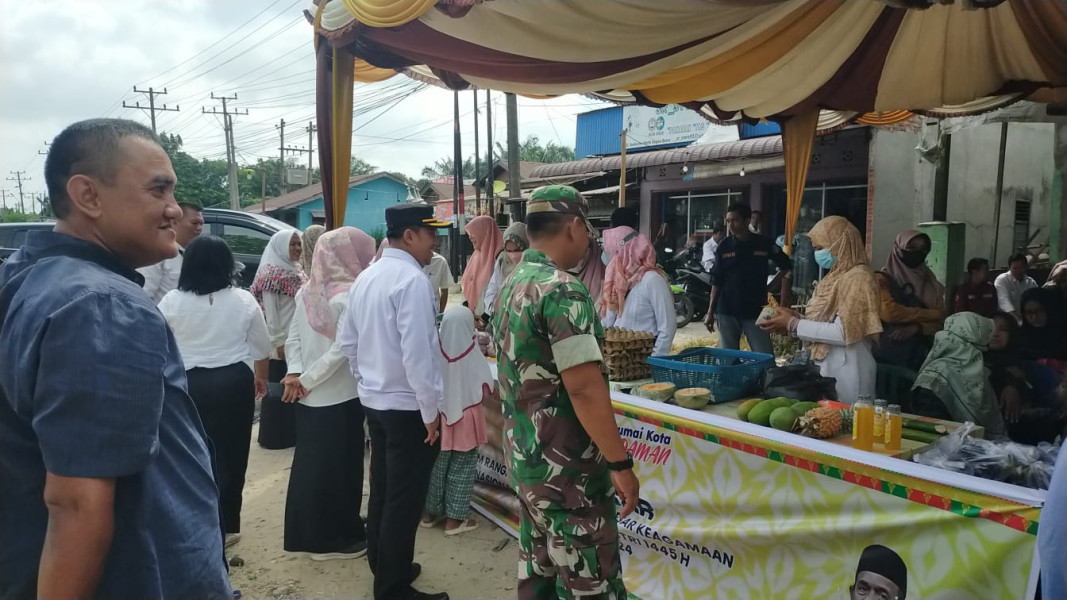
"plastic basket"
647,347,774,403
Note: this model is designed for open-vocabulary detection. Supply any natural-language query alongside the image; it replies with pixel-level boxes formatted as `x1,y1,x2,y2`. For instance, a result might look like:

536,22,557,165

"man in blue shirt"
0,119,230,599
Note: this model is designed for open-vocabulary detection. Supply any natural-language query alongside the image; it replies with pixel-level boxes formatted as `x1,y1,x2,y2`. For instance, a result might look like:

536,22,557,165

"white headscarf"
439,306,494,425
250,229,304,303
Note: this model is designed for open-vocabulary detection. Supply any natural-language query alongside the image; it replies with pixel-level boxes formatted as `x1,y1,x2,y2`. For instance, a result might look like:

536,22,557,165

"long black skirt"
283,399,367,553
258,359,297,449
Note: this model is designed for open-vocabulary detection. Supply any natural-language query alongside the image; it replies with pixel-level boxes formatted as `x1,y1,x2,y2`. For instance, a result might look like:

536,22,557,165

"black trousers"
258,359,297,449
284,400,366,553
187,363,255,535
365,408,438,600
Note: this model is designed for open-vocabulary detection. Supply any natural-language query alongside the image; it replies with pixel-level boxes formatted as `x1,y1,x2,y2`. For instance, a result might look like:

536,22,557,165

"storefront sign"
473,383,1043,599
623,105,710,150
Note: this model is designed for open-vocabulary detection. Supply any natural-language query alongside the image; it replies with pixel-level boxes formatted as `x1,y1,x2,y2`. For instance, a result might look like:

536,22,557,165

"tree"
159,133,230,208
420,156,477,181
350,156,378,176
495,134,574,165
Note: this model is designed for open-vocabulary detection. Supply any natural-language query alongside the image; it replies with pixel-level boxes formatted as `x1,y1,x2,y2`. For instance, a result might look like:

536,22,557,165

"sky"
0,0,615,204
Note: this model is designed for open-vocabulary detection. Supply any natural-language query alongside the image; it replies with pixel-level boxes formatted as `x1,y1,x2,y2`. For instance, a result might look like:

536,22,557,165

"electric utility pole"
306,121,317,184
123,87,180,134
203,93,247,210
6,171,28,213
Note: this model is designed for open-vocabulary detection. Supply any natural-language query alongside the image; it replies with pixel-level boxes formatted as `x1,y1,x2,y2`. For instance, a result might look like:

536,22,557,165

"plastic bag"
763,362,838,402
913,422,1059,490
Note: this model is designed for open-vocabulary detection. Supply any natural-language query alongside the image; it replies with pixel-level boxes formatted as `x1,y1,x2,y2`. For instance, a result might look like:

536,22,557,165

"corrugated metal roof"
529,136,783,179
246,172,407,214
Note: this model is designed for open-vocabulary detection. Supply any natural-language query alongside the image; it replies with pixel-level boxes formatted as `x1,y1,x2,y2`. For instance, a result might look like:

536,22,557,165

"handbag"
763,361,838,402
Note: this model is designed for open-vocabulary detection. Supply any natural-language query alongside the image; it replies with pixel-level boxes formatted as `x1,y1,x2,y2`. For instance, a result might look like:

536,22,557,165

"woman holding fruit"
760,216,882,404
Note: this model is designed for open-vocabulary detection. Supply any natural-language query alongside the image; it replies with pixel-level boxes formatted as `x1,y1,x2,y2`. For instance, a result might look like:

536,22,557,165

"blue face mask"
601,251,611,265
814,248,836,270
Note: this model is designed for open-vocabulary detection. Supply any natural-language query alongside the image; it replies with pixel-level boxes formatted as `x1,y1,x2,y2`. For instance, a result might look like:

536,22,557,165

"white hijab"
256,229,302,281
439,306,494,425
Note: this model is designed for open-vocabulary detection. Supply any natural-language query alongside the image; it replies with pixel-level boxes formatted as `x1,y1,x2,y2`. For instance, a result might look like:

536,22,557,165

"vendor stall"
475,364,1046,600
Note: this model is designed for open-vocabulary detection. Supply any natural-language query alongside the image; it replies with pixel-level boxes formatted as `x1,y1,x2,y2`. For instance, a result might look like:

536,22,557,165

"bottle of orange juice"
884,404,903,451
852,398,874,451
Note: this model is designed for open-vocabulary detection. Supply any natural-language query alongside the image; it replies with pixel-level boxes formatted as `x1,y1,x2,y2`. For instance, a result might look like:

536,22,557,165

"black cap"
856,545,907,598
386,203,451,234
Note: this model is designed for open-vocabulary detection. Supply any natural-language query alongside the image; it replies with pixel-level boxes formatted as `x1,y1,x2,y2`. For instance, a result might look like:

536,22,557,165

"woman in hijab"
910,312,1007,439
1019,287,1067,363
760,217,882,403
299,224,326,275
461,215,503,315
481,222,528,318
987,312,1064,444
873,230,946,369
420,306,492,535
600,226,677,357
251,229,305,449
280,227,376,560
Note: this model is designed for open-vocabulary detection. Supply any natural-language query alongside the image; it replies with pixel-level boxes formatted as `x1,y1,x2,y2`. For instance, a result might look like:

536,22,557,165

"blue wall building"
248,173,412,233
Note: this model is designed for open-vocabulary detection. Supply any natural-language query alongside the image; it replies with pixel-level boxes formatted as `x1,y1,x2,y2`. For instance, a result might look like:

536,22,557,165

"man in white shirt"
749,210,763,235
701,224,725,272
338,203,451,600
423,251,453,314
995,253,1037,322
138,202,203,303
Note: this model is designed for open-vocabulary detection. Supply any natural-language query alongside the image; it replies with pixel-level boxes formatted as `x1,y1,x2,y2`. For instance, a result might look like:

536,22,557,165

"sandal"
419,516,443,529
444,518,479,536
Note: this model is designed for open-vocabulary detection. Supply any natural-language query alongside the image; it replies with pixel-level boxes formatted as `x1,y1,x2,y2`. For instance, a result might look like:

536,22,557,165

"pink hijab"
461,216,503,310
600,226,662,316
302,227,377,338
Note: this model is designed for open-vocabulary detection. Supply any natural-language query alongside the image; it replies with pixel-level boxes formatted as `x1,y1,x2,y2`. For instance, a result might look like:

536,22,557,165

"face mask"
814,248,836,270
900,249,927,269
506,251,523,265
601,251,611,266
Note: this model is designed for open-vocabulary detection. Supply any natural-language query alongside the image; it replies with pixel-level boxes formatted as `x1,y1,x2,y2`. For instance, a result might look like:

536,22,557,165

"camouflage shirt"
492,249,612,503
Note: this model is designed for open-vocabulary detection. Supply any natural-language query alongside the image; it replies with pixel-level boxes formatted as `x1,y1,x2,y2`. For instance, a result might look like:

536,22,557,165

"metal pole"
474,91,482,216
932,132,952,222
278,119,286,195
506,93,521,223
619,130,627,207
261,170,267,214
451,90,462,275
148,87,157,134
990,122,1009,266
486,90,494,217
307,121,315,184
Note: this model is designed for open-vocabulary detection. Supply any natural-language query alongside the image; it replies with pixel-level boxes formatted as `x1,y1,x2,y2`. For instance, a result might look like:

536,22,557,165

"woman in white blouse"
250,229,305,449
600,226,677,357
159,235,271,548
280,227,376,561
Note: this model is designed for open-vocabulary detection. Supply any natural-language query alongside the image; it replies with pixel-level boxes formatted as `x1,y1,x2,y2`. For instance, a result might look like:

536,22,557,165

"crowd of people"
4,117,1067,599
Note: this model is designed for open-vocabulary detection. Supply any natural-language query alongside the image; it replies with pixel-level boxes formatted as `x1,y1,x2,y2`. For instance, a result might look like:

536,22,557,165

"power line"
123,87,181,134
202,93,248,209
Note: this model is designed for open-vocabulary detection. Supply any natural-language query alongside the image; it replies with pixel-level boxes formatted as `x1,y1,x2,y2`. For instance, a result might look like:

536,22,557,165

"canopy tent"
309,0,1067,243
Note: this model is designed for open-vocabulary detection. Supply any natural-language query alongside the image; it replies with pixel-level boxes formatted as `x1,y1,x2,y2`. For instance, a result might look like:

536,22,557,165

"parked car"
201,208,292,287
0,209,292,288
0,221,54,263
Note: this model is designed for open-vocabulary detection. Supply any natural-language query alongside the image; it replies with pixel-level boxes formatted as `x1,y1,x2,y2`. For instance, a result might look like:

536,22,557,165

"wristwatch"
606,451,634,471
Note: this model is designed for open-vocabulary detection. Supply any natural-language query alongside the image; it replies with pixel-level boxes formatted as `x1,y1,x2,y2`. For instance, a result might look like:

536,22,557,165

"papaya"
769,407,799,432
737,398,763,422
791,401,820,416
747,401,777,427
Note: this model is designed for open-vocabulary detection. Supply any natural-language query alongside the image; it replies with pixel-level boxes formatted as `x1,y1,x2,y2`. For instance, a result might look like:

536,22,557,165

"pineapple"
796,407,845,439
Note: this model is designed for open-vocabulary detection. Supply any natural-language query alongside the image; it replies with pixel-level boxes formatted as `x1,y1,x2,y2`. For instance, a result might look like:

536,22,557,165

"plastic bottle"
873,398,888,441
852,399,874,451
884,404,902,451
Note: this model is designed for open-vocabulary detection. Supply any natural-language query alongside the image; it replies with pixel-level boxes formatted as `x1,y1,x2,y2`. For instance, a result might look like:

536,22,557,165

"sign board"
472,377,1043,599
286,167,309,186
623,105,711,150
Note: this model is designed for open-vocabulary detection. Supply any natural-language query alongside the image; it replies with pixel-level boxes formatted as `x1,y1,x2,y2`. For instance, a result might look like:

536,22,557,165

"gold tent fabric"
309,0,1067,228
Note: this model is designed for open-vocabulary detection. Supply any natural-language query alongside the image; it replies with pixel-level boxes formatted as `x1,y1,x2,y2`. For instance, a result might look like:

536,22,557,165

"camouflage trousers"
515,485,626,600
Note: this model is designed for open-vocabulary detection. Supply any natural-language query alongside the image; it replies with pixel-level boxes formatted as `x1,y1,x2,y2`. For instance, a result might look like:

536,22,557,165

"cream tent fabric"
308,0,1066,228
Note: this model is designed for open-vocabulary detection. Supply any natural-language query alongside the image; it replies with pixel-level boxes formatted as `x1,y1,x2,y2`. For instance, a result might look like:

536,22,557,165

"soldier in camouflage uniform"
492,185,640,600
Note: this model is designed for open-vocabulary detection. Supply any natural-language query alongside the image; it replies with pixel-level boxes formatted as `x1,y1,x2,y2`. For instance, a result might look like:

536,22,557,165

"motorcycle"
659,247,704,328
675,266,712,326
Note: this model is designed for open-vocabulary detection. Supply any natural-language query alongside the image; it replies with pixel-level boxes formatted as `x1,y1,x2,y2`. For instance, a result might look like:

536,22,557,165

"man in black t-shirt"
702,202,792,355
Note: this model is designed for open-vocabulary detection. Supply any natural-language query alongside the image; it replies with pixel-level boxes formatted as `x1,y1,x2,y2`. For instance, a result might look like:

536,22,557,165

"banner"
473,388,1044,599
622,105,711,150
